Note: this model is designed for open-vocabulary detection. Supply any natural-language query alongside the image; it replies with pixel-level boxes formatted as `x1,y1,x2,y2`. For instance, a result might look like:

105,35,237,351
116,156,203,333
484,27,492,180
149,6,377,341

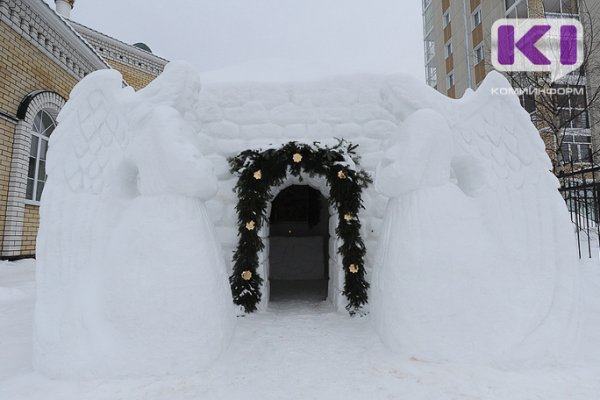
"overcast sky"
48,0,425,81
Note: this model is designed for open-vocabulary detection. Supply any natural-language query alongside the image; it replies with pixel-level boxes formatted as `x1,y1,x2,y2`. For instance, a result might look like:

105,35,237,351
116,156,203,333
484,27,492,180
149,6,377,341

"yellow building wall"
1,21,162,256
107,59,159,90
0,24,77,115
0,22,79,257
20,205,39,255
0,118,15,243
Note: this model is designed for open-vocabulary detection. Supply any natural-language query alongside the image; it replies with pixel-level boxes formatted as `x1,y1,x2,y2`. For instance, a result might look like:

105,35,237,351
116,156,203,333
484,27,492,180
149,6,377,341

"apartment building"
422,0,600,167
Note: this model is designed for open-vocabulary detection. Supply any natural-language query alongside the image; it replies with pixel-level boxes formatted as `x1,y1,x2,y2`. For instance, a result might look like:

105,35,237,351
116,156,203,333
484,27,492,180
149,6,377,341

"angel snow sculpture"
373,72,580,364
33,62,235,379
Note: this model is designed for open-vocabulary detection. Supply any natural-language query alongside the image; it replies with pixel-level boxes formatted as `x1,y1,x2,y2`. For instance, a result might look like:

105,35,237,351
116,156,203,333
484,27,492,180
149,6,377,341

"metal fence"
558,164,600,258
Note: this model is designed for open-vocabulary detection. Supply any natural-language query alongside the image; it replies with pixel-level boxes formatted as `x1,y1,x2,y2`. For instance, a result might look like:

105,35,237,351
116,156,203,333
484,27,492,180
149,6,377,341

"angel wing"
446,73,561,253
450,74,580,357
381,72,573,256
380,71,579,360
35,70,138,372
46,69,134,195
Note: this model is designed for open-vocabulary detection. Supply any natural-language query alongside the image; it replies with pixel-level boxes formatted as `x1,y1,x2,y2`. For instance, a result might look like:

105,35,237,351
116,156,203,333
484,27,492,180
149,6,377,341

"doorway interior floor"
269,279,328,303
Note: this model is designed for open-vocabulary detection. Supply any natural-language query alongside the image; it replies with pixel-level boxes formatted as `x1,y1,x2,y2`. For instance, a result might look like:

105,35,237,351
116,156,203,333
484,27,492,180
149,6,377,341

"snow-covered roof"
69,20,169,75
6,0,110,80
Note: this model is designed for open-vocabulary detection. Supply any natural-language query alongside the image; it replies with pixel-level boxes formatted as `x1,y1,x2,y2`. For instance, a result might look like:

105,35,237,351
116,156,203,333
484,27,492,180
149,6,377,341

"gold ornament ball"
344,213,353,222
349,264,360,274
241,270,253,281
246,221,256,231
253,170,262,180
293,153,303,163
338,170,347,179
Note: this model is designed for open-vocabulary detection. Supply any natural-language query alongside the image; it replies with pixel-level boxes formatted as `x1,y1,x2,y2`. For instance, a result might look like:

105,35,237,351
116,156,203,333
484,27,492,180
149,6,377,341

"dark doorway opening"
269,185,329,303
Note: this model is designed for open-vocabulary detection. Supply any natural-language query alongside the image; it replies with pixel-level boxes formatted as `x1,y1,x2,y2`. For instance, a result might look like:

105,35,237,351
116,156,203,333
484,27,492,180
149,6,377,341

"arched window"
26,110,56,201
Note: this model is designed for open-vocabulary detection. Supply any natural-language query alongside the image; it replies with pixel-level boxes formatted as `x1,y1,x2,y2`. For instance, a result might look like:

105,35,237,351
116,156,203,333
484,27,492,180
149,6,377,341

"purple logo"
492,19,583,81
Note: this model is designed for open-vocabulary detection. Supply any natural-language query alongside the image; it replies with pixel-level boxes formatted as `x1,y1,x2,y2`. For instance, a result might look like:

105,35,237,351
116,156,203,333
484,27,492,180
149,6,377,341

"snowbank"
0,259,35,304
0,258,599,399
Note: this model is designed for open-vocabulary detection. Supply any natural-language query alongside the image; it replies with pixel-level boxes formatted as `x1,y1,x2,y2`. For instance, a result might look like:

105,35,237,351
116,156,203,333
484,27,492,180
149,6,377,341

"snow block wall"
193,76,395,310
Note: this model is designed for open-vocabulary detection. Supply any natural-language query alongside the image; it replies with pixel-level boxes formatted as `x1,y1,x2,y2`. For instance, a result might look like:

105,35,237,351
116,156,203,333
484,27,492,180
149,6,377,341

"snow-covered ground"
0,258,599,400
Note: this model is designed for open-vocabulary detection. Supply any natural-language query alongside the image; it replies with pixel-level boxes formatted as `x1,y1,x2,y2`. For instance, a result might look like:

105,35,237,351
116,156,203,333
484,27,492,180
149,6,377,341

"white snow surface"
34,63,235,379
0,259,599,399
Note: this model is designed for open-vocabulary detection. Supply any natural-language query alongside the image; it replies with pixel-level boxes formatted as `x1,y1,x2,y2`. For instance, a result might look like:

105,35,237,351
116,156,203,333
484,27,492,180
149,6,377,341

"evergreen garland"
228,140,372,315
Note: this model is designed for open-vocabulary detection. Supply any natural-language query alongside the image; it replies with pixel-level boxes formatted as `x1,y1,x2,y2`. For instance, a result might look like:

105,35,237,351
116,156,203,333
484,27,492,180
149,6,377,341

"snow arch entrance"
268,185,330,303
228,141,371,315
257,175,345,311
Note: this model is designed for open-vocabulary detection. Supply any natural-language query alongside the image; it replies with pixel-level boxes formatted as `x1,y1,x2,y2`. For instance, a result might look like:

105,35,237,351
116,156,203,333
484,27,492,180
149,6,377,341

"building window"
543,0,579,16
474,45,485,65
505,0,529,18
423,24,437,88
472,8,482,29
554,84,589,129
426,62,438,88
447,72,455,88
26,110,55,201
519,91,537,123
443,11,451,28
423,2,434,35
445,42,453,58
561,134,592,163
424,35,436,64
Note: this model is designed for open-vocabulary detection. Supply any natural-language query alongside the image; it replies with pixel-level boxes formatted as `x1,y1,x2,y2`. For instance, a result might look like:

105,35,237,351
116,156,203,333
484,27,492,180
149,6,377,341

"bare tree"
492,0,600,174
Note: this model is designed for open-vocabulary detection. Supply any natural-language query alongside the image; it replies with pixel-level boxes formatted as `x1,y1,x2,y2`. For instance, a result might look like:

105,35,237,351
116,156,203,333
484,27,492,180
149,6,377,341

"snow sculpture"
373,72,580,364
33,62,235,379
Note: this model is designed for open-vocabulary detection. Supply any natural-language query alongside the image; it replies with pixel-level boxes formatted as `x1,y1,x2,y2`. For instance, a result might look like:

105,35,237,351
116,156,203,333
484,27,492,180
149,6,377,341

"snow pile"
372,73,580,364
34,62,235,379
0,260,35,304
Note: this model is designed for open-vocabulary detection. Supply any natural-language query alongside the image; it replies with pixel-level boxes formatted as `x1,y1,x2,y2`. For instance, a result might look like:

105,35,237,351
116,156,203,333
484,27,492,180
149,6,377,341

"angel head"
125,62,217,199
376,109,453,197
138,61,202,117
